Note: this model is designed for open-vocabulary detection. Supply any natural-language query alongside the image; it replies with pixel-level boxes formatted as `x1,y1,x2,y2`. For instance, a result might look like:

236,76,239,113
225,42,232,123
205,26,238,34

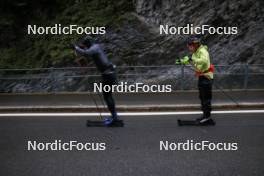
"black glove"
68,43,76,49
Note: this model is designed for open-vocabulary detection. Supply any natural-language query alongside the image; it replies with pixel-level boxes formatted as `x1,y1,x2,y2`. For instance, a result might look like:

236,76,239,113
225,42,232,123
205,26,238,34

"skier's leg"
102,73,119,122
196,76,215,125
198,76,207,119
102,91,118,119
203,79,212,118
198,76,212,118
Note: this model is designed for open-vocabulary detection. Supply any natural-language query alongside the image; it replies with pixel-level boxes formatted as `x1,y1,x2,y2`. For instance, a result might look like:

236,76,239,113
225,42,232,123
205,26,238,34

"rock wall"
1,0,264,92
134,0,264,64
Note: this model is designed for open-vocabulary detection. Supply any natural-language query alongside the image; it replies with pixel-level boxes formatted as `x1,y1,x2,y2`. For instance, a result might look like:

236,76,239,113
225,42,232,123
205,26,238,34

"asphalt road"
0,113,264,176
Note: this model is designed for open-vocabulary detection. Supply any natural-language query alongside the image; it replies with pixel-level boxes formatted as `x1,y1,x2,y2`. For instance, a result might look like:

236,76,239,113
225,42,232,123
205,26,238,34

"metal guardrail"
0,64,264,92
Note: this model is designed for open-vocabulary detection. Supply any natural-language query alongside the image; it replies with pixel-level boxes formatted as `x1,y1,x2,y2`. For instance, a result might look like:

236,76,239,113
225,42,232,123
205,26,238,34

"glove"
175,59,181,65
175,56,191,65
181,56,190,65
68,43,76,49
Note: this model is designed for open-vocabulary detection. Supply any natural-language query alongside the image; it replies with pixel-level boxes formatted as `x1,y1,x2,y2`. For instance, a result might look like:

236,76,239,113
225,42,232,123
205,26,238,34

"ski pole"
88,91,103,120
185,65,240,106
212,82,240,106
96,91,107,113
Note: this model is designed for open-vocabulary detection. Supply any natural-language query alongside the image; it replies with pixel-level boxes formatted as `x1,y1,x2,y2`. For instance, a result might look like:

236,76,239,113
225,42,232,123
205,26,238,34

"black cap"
80,36,95,47
187,36,201,45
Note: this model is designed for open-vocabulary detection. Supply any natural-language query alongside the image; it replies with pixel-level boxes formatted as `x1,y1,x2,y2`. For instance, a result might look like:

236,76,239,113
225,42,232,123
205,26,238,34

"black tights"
102,73,118,118
198,76,213,118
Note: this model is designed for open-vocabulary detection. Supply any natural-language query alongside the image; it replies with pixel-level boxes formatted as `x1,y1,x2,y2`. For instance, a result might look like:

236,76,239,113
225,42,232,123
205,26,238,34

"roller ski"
178,117,215,126
86,117,124,127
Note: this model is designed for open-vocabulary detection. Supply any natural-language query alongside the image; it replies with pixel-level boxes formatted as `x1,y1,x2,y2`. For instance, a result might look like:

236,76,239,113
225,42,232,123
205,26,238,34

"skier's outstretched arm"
75,45,96,56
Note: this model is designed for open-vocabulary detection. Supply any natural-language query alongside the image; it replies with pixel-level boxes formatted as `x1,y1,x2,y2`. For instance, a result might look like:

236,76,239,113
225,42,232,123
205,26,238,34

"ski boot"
104,117,124,127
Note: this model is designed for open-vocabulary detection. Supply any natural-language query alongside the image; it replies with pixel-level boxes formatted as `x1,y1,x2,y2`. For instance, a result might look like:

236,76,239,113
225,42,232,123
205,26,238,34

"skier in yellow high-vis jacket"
176,36,215,125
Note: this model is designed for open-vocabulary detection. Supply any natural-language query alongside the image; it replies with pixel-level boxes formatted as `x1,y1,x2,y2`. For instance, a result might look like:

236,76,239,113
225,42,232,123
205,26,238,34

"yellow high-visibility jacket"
192,45,214,79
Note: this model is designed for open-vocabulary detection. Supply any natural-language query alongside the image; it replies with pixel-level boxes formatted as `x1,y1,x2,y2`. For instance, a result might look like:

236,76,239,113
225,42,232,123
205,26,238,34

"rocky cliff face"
134,0,264,64
1,0,264,92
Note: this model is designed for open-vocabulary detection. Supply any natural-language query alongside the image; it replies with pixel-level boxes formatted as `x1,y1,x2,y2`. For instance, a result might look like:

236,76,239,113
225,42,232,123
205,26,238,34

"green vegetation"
0,0,134,69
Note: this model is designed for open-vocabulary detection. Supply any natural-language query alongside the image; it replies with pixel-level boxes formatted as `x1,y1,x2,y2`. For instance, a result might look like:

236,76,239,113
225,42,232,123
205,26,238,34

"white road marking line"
0,110,264,117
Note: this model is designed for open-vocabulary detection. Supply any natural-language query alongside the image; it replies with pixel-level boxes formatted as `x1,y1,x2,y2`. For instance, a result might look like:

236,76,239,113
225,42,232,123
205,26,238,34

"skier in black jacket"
74,36,121,126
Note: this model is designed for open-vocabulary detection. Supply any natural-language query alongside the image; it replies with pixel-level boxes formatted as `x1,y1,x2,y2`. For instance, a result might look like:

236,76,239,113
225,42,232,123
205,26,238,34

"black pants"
198,76,213,118
102,73,118,118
